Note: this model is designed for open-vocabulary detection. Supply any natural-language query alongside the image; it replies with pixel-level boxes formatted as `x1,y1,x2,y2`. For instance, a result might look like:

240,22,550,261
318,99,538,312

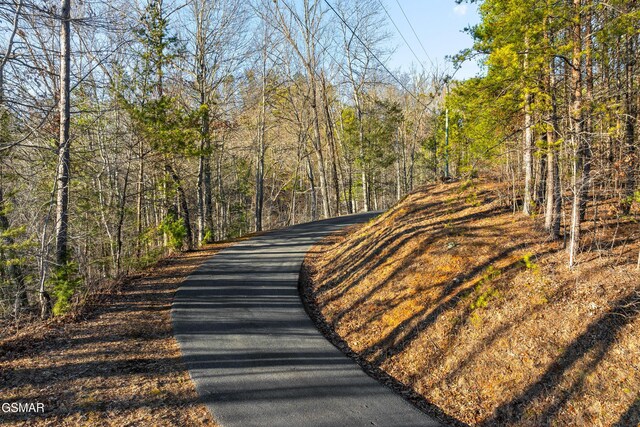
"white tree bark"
54,0,72,266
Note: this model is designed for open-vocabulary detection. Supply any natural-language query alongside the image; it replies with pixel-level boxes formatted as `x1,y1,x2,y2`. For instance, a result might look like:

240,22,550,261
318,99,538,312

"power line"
376,0,428,73
322,0,428,109
273,0,404,109
273,0,362,91
394,0,435,69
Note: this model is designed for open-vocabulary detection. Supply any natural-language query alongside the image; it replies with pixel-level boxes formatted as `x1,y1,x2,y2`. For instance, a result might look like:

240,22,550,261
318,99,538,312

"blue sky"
383,0,483,80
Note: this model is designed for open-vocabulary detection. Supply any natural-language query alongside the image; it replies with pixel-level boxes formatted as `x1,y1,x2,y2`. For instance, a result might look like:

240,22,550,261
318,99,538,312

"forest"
0,0,638,326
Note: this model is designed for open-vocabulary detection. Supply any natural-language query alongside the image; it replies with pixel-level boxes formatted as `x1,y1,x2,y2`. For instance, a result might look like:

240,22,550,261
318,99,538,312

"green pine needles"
159,214,187,251
49,261,82,316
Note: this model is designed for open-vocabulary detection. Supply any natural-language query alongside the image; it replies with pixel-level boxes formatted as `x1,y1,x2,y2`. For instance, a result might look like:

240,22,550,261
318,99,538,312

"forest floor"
302,177,640,427
0,242,238,426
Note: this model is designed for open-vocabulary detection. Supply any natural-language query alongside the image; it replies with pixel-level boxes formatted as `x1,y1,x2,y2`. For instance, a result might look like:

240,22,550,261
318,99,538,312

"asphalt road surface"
173,214,442,427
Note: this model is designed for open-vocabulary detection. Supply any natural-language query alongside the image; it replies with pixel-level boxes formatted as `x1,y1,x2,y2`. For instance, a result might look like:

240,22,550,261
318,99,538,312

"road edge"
298,232,469,427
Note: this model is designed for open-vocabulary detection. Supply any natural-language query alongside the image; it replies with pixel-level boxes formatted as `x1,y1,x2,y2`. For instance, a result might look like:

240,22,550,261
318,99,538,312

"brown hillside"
302,178,640,426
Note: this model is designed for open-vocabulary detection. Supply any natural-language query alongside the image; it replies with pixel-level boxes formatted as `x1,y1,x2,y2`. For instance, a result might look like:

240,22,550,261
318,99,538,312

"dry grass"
303,178,640,426
0,243,235,426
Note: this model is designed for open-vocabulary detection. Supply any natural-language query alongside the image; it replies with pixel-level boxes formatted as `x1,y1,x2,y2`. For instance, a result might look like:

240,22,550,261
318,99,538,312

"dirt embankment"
0,244,234,426
302,179,640,426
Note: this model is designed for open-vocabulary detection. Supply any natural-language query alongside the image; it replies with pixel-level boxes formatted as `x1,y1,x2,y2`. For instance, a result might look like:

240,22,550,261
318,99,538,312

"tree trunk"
395,131,402,200
215,142,225,240
545,60,562,239
255,75,266,232
197,151,205,241
321,75,341,215
306,155,317,221
114,144,131,275
543,7,561,239
444,84,450,180
523,37,534,216
197,96,210,242
580,4,594,221
361,158,368,211
356,100,369,211
166,163,193,250
568,0,583,268
203,147,213,237
54,0,72,267
193,2,214,243
309,78,330,219
622,35,637,214
347,163,354,214
537,144,547,206
136,137,144,257
289,136,303,225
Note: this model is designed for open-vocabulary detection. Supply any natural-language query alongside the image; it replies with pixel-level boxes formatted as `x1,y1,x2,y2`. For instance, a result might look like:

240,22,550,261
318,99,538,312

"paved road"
173,214,441,427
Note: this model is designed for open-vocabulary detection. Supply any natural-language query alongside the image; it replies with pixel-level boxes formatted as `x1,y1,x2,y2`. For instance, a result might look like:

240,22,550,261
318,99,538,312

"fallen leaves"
303,178,640,427
0,244,232,426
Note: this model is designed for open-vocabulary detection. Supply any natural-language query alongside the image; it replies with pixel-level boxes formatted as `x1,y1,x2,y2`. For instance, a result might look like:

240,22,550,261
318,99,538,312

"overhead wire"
273,0,362,87
322,0,429,109
273,0,390,107
394,0,436,69
376,0,428,73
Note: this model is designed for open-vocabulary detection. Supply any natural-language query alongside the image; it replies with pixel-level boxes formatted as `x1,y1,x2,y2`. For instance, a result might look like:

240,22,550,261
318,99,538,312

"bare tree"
568,0,584,268
335,0,388,212
268,0,331,219
522,36,533,216
54,0,71,268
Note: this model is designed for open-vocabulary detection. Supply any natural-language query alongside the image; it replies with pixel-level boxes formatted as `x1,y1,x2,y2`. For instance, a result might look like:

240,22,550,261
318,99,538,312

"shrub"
520,252,540,274
159,213,186,251
469,266,502,314
202,228,214,245
50,261,83,316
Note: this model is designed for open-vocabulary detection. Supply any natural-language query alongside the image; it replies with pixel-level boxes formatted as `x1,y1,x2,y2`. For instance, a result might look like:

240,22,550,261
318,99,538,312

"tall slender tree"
54,0,72,267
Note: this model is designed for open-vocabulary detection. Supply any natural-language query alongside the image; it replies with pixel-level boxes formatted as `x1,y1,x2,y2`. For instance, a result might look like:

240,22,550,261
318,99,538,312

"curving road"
172,214,441,427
